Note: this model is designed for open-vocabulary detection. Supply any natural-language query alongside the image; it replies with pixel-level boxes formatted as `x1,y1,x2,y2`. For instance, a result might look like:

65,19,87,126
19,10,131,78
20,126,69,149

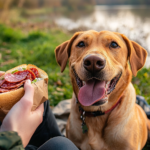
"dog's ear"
55,32,81,72
121,34,147,76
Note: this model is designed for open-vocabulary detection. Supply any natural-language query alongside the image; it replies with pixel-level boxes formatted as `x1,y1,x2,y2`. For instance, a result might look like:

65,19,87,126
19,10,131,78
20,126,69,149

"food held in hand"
0,64,48,93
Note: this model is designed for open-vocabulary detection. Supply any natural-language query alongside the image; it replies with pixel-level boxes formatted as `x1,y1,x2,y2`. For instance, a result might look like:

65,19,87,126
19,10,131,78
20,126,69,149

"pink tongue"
78,79,105,106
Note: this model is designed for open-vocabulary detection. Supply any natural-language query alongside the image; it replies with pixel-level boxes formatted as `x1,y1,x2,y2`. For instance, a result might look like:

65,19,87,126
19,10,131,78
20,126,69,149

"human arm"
0,131,24,150
0,79,44,148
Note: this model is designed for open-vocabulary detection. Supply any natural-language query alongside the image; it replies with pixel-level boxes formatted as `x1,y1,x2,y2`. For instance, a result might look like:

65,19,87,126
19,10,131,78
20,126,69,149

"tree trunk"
0,0,13,23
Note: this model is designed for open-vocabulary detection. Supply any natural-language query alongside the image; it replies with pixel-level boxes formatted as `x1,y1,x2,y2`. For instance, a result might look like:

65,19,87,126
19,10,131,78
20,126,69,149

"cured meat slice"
27,70,36,80
26,74,32,80
1,81,25,89
26,74,31,79
14,70,28,75
14,70,36,81
5,72,28,83
1,82,16,89
0,88,18,93
0,79,5,87
0,88,11,93
0,68,38,93
30,68,39,78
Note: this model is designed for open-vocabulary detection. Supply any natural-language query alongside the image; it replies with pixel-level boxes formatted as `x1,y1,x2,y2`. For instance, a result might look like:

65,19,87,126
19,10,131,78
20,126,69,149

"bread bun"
0,64,48,111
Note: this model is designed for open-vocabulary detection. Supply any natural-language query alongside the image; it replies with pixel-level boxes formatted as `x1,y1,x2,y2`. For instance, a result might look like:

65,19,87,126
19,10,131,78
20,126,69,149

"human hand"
0,80,44,147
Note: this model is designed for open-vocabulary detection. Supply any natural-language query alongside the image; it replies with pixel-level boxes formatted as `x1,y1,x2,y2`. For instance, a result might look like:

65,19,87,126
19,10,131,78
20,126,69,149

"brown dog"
55,30,150,150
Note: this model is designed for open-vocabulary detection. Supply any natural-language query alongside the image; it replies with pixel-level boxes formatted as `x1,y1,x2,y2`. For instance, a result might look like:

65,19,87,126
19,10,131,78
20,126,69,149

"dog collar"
77,96,122,116
77,96,122,133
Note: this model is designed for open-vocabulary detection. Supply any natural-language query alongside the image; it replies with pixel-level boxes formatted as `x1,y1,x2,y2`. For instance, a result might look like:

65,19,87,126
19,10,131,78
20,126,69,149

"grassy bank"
0,24,72,106
0,24,150,105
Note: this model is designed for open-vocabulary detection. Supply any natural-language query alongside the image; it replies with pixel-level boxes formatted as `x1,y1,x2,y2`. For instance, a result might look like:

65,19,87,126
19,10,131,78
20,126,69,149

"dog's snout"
83,55,106,73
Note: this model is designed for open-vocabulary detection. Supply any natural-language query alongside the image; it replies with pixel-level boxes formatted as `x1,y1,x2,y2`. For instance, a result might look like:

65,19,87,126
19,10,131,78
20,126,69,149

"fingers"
35,103,44,115
24,80,34,96
20,80,34,110
0,71,5,77
32,103,44,123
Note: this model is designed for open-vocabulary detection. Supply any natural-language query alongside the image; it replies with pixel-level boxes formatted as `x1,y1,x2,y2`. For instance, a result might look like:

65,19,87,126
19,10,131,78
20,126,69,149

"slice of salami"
26,73,32,80
14,70,36,81
0,87,18,93
0,88,11,93
14,70,28,75
26,70,36,80
5,72,28,83
30,68,39,78
0,79,5,87
1,81,25,89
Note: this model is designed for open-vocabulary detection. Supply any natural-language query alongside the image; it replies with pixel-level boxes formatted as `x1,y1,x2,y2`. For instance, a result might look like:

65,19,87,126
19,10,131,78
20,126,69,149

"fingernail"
26,79,31,84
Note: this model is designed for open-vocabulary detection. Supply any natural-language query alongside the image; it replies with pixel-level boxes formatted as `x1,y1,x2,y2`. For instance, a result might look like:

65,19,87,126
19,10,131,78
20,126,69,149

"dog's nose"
83,55,106,73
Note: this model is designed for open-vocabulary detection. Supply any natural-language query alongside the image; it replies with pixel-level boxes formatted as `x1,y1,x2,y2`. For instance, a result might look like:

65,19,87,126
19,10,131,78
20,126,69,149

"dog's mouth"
72,67,122,106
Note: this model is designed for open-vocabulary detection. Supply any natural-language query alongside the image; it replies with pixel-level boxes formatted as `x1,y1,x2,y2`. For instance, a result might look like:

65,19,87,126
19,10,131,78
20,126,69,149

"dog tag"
82,123,88,133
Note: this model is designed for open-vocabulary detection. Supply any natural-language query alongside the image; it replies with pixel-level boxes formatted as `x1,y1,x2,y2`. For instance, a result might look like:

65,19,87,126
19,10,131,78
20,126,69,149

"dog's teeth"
107,81,110,85
106,84,108,89
105,81,110,89
83,81,85,85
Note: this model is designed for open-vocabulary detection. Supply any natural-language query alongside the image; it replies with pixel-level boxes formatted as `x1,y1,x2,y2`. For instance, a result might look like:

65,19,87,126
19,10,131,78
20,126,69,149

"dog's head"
55,30,147,110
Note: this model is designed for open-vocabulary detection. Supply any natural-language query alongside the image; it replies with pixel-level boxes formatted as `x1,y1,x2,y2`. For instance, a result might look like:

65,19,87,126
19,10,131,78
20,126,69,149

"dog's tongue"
78,79,105,106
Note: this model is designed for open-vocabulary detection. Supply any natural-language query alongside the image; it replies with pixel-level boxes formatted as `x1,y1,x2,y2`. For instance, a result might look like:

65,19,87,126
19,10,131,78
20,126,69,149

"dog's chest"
87,128,126,150
88,132,106,150
86,116,127,150
69,97,130,150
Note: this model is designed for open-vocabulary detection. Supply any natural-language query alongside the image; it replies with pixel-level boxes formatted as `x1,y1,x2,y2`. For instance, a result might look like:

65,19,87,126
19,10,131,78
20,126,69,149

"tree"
0,0,13,23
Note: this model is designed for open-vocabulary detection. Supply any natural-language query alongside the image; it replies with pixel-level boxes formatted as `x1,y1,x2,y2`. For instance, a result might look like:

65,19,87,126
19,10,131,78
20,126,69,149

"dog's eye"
110,42,119,48
77,41,85,48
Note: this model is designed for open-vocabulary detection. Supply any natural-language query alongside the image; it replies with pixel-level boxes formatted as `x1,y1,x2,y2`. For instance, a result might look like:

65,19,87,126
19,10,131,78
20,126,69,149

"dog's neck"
71,82,135,134
76,95,122,117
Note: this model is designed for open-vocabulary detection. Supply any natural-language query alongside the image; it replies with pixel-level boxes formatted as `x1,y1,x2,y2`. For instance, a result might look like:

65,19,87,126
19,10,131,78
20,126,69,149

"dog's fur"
55,30,150,150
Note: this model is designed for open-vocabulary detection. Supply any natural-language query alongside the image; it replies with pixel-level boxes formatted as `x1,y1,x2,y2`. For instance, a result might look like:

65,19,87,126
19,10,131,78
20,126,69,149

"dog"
55,30,150,150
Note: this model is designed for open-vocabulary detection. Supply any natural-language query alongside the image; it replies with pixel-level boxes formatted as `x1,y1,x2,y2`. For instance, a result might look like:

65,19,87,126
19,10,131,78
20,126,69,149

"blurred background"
0,0,150,106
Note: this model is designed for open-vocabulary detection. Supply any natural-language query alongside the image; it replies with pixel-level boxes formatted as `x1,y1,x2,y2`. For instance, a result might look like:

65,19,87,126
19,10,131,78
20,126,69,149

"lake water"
54,5,150,67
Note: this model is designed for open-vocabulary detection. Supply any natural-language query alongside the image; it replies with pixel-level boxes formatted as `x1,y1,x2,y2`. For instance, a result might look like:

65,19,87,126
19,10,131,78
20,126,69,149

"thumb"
20,80,34,110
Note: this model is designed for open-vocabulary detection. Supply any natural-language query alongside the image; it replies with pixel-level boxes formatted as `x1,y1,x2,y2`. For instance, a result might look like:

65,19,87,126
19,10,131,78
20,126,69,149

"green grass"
0,24,72,106
132,67,150,104
0,24,150,106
